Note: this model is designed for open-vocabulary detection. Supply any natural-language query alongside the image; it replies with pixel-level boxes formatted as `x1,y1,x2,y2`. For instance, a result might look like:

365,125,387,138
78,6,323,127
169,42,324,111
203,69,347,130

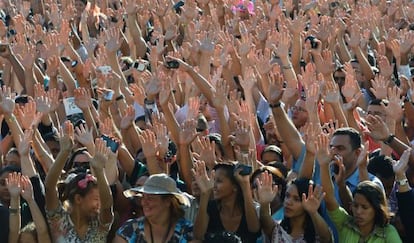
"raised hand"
273,28,290,58
230,118,251,148
323,80,340,104
192,160,214,194
18,129,34,156
197,136,217,169
365,114,389,141
17,100,43,130
154,123,169,158
99,117,114,137
75,124,94,148
6,172,22,199
254,171,278,205
370,75,389,99
0,86,16,115
266,71,285,105
138,129,158,158
211,79,229,110
89,138,111,171
120,105,135,130
74,88,92,110
386,86,403,122
178,119,198,146
393,148,411,177
302,184,325,215
105,27,122,53
60,120,75,151
315,134,332,165
20,175,34,202
187,96,200,121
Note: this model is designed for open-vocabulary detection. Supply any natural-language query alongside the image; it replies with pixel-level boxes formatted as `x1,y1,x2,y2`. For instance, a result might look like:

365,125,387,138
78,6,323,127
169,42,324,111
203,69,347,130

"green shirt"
328,207,401,243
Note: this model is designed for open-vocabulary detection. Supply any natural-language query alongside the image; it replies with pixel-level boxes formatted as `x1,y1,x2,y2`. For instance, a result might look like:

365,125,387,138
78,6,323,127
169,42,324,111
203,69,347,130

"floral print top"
46,202,111,243
116,217,193,243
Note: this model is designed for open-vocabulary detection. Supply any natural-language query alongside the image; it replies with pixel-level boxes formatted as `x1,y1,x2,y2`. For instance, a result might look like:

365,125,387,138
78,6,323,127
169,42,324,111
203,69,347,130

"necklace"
148,219,173,243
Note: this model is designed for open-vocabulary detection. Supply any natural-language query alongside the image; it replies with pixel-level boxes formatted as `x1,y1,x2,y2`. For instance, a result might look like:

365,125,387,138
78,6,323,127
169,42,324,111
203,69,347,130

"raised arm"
20,175,51,243
44,121,74,211
89,138,114,227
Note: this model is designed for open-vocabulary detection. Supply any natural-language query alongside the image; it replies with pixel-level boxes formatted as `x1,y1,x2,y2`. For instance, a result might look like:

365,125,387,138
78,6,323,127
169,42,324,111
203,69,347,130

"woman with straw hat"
113,173,194,243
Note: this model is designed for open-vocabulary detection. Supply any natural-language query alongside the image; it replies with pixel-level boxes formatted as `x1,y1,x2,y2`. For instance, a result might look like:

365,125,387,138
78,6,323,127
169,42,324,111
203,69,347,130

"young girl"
256,172,333,242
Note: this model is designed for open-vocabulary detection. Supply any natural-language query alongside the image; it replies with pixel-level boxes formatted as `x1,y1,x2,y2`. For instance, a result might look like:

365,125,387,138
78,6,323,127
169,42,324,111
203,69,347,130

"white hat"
123,173,191,208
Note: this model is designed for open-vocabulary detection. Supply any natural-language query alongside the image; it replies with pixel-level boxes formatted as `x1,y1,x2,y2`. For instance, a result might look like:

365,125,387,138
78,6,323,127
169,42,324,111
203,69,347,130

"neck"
70,207,89,228
219,196,239,216
289,213,306,234
345,164,358,179
359,222,375,237
147,212,171,227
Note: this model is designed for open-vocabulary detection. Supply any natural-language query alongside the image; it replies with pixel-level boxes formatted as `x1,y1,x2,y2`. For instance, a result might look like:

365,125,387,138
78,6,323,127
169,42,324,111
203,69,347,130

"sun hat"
123,173,191,207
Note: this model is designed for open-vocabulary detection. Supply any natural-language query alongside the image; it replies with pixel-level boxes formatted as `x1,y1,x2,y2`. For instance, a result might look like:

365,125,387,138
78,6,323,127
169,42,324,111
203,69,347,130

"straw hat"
123,173,191,208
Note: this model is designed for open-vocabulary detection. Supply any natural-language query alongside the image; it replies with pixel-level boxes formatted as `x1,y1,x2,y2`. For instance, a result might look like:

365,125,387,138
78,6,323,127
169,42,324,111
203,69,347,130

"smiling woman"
113,173,194,243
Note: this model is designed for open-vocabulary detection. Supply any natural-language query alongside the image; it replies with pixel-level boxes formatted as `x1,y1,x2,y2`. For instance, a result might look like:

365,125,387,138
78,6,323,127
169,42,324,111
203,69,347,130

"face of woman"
213,169,237,200
0,173,10,203
351,193,376,228
19,232,36,243
141,194,170,219
283,184,305,218
78,187,100,219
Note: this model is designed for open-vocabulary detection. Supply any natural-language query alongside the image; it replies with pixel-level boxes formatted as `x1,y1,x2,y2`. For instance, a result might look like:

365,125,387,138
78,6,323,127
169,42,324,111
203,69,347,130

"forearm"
337,37,352,63
94,169,113,225
8,197,20,243
198,53,212,81
160,102,180,144
20,155,37,178
127,14,147,58
337,182,353,213
320,163,339,211
291,33,302,74
241,185,260,233
352,46,374,86
30,0,45,15
279,56,298,88
45,148,71,189
33,130,54,171
6,53,25,87
329,102,348,128
117,146,135,177
194,191,211,240
81,107,99,139
187,67,215,103
23,68,36,97
26,199,50,243
298,152,315,179
259,202,275,237
58,61,77,97
4,114,23,147
178,145,193,192
309,212,333,243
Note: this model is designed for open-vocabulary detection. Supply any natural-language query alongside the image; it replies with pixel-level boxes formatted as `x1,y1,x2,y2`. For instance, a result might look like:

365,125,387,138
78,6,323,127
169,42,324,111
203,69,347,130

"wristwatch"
396,178,409,186
383,134,395,145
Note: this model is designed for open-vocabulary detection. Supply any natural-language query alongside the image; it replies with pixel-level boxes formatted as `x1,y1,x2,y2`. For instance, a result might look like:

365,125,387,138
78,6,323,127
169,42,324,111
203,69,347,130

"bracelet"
396,178,409,186
9,207,21,214
269,102,282,108
282,64,292,69
7,115,16,123
115,94,125,101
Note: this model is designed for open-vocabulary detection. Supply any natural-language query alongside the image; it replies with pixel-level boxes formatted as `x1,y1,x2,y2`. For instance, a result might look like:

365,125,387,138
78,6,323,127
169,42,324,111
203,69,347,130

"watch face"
397,179,408,186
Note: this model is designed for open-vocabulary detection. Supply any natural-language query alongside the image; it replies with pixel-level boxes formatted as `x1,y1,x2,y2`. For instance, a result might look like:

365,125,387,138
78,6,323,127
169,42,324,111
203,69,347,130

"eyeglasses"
291,106,307,112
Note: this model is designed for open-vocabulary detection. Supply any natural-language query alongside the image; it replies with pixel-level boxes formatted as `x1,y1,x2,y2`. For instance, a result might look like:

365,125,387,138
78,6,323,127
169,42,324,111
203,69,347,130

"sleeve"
327,206,351,230
0,204,9,240
385,224,402,243
45,201,65,230
116,219,136,242
292,144,306,174
397,189,414,242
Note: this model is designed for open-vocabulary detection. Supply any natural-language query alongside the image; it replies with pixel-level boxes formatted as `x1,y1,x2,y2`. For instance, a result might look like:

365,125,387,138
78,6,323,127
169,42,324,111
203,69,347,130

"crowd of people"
0,0,414,242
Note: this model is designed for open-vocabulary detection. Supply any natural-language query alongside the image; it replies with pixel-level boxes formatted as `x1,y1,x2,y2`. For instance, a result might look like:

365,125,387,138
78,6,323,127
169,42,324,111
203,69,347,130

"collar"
344,219,386,239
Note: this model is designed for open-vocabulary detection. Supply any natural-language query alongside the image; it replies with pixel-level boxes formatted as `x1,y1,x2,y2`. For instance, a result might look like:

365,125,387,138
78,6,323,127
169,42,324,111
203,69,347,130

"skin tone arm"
20,175,51,243
302,184,333,243
255,171,277,237
89,138,114,226
316,134,340,211
124,0,148,58
365,114,414,168
6,172,21,243
177,119,198,190
44,121,74,211
193,161,214,240
0,44,25,87
17,129,38,178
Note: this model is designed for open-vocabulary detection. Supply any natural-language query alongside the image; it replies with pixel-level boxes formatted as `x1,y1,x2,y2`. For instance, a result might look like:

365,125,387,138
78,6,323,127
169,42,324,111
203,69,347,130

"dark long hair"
213,163,244,210
60,173,98,204
353,181,390,227
281,178,317,243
